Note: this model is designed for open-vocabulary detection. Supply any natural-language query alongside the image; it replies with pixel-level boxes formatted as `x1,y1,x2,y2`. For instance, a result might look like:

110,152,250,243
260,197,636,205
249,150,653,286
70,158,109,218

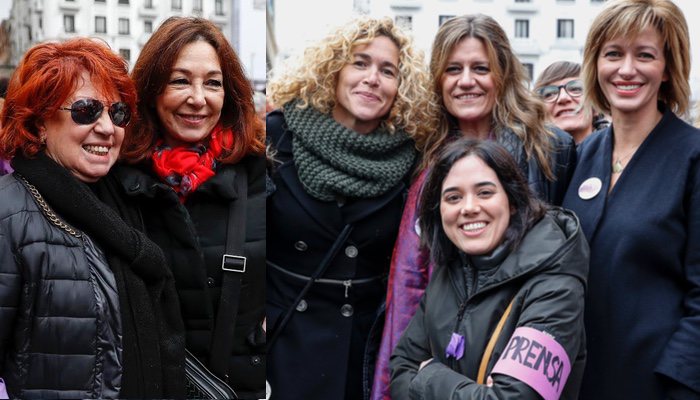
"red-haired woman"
118,17,267,399
0,38,185,398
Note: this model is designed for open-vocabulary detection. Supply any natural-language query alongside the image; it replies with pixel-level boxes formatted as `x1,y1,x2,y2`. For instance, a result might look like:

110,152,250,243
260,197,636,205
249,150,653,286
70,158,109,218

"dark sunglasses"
59,98,131,127
536,79,584,103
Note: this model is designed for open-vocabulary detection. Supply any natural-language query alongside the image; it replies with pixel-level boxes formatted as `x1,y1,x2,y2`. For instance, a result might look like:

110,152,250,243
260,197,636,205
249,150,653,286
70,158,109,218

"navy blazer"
563,108,700,399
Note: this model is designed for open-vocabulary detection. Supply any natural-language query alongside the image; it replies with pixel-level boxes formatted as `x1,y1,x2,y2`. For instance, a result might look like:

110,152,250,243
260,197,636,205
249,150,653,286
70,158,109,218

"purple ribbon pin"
0,378,8,399
445,332,465,360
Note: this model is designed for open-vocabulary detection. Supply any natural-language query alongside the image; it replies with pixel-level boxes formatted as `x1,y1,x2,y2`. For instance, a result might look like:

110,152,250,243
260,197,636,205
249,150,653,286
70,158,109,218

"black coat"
563,109,700,399
113,155,267,399
390,209,588,399
0,174,122,399
266,110,411,400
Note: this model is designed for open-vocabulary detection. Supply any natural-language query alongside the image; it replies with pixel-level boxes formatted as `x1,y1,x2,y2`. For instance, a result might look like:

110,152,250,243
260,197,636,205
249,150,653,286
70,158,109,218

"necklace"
612,146,639,174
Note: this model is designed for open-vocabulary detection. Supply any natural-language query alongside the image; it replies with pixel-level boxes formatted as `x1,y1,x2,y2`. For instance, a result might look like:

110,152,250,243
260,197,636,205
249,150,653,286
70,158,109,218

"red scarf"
151,124,232,202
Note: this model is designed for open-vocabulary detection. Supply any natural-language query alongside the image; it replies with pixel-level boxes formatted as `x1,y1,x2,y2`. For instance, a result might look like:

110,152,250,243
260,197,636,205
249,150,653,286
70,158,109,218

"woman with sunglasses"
372,14,577,399
534,61,607,144
117,17,267,399
563,0,700,398
0,38,185,398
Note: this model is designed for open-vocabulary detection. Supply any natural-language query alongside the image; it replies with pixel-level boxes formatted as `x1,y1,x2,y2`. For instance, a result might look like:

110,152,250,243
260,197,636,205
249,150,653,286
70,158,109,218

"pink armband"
491,326,571,400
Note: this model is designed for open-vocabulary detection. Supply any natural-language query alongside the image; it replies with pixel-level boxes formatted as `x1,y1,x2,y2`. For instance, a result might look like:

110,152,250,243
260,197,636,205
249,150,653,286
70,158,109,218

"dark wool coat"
390,209,588,400
0,174,122,399
266,110,410,400
113,155,267,399
563,108,700,399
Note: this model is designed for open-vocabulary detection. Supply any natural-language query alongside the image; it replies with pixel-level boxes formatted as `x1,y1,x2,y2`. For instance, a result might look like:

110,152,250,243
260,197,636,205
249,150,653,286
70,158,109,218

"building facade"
270,0,700,101
7,0,266,88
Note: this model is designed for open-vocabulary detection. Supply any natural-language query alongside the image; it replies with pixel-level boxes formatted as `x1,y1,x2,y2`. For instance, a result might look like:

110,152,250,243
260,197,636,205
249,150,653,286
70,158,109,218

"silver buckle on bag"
221,254,246,273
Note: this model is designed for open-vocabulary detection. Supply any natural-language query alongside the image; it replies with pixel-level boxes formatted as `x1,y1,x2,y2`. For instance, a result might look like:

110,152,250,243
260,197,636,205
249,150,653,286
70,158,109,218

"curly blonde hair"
268,16,436,139
417,14,555,178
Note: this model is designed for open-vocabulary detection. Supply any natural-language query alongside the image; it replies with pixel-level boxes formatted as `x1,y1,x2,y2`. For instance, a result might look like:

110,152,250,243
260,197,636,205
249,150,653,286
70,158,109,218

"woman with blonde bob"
372,14,576,399
562,0,700,398
266,16,432,400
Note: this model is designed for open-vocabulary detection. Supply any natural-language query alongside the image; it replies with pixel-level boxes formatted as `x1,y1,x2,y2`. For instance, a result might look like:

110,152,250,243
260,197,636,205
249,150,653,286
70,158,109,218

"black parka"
391,209,588,399
0,174,122,399
112,155,267,399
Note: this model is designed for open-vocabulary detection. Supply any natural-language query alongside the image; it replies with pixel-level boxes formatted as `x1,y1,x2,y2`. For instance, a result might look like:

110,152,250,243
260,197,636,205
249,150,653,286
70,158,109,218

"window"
193,0,203,11
522,63,533,81
439,15,455,26
144,20,153,33
515,19,529,38
95,16,106,33
144,0,153,7
514,0,531,2
118,0,129,4
64,14,75,33
95,0,106,3
172,0,182,10
215,0,224,15
119,48,131,62
395,15,412,31
557,19,574,38
119,18,130,34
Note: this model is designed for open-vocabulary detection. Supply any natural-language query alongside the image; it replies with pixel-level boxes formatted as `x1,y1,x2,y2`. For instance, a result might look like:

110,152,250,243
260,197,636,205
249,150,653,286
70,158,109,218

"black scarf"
12,153,185,399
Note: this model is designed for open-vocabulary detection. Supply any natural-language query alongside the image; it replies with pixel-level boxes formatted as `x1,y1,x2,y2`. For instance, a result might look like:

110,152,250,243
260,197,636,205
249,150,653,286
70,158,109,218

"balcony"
58,0,80,11
506,1,539,14
511,37,541,56
390,0,421,9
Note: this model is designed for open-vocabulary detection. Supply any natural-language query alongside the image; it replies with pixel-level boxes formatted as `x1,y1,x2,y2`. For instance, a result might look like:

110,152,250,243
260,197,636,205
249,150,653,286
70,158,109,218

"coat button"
296,299,308,312
129,183,140,192
294,241,308,251
345,245,358,258
341,304,354,317
207,277,215,287
251,355,261,366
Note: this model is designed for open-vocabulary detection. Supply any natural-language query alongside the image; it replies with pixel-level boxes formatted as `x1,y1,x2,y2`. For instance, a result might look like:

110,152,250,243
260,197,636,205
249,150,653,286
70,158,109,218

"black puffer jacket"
112,154,267,399
0,174,122,399
391,209,588,399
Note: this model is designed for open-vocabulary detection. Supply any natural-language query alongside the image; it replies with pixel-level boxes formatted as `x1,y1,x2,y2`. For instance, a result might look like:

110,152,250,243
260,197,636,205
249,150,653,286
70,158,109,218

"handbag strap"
477,296,516,384
268,224,354,349
209,165,248,380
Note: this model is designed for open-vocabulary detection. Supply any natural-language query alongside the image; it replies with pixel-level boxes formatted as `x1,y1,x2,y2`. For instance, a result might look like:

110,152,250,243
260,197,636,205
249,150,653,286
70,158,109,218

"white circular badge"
578,177,602,200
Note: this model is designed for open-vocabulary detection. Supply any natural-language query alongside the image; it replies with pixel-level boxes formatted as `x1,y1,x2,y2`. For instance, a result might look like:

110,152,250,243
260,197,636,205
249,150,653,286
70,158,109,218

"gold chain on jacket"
17,174,82,238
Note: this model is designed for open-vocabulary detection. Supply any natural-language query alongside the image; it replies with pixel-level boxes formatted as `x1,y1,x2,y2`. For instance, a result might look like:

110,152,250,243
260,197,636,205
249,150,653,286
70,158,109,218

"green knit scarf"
285,101,416,202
